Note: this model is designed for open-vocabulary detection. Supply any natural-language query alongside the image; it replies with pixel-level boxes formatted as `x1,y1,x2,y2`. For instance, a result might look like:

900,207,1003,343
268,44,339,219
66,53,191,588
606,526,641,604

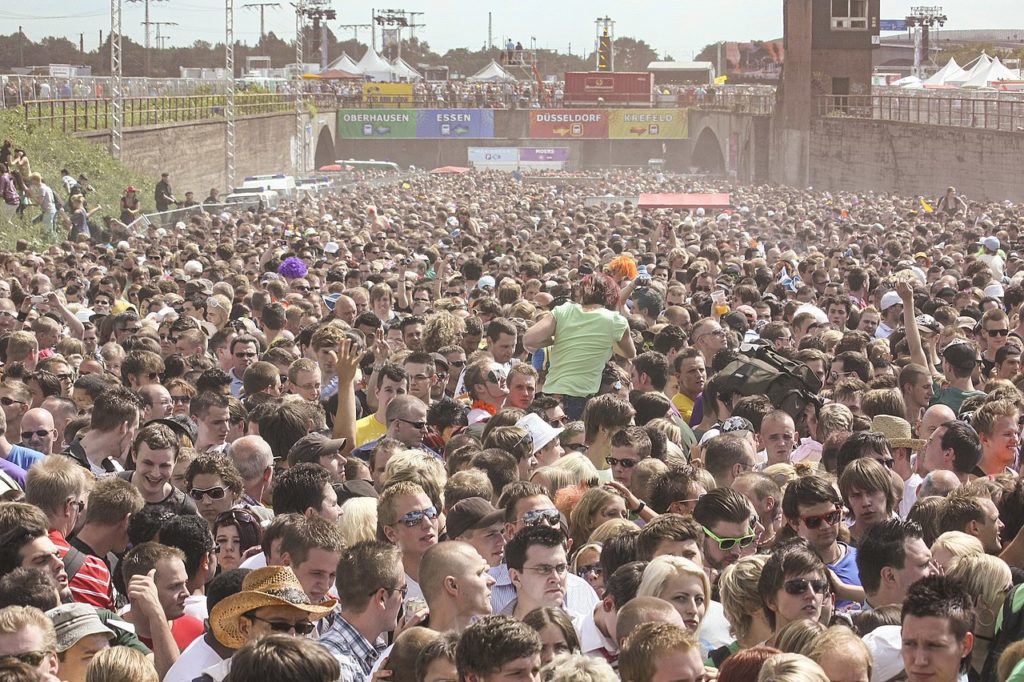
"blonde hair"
549,452,599,485
542,652,618,682
384,450,448,509
718,554,770,641
774,618,826,655
756,653,829,682
588,518,639,545
636,556,710,627
931,531,985,571
761,463,799,487
25,455,89,518
86,645,158,682
568,487,623,550
530,466,578,499
645,418,682,447
339,497,378,546
947,553,1013,611
0,606,56,653
807,626,872,680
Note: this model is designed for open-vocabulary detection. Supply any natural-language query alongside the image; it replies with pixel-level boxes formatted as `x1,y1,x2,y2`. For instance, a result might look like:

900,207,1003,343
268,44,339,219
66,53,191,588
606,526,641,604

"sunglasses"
564,443,589,454
189,485,228,501
783,578,830,596
0,397,26,407
21,429,51,440
0,650,49,667
396,506,438,527
216,509,256,526
701,524,755,551
576,563,603,578
171,395,191,404
988,328,1010,337
397,418,428,430
246,615,316,636
801,508,842,530
486,370,507,386
522,508,561,527
606,456,639,468
449,360,467,368
549,417,568,428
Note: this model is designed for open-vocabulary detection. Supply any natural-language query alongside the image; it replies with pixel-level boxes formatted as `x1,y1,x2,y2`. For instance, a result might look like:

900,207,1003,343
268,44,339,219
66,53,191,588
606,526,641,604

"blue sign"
879,19,908,31
416,109,495,138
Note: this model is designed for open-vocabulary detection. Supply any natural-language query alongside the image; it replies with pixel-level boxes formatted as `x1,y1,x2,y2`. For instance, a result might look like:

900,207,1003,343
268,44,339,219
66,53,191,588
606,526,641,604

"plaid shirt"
318,615,385,682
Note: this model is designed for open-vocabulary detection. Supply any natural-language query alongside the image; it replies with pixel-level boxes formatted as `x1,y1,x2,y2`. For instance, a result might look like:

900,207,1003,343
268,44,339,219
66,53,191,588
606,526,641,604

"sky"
3,1,1021,63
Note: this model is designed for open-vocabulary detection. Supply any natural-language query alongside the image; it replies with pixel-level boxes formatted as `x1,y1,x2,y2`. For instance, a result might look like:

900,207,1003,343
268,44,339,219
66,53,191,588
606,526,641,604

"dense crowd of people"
0,168,1021,682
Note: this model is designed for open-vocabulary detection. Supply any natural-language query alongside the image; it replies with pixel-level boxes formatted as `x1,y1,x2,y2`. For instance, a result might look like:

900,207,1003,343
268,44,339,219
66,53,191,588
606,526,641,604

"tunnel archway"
313,125,335,170
691,127,726,175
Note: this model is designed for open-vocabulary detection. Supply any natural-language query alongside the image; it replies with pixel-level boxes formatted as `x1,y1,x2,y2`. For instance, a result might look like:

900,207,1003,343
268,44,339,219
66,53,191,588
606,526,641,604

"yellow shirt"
354,414,387,446
672,392,695,422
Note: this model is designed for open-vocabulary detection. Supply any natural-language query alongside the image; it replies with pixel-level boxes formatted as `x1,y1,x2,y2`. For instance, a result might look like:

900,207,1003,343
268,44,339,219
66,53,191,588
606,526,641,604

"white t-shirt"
164,635,224,682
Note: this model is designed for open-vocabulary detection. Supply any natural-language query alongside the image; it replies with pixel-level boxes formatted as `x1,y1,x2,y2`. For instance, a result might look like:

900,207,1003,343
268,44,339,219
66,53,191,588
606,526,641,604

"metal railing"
22,93,340,133
816,94,1024,132
694,91,775,115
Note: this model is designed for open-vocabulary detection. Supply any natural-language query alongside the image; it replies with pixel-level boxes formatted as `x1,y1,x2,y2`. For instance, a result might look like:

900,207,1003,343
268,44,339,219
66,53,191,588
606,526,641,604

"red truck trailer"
562,71,653,107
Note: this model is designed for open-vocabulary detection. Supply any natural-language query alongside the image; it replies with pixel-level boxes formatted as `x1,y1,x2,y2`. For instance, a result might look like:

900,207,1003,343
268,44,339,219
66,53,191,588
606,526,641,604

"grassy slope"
0,108,156,247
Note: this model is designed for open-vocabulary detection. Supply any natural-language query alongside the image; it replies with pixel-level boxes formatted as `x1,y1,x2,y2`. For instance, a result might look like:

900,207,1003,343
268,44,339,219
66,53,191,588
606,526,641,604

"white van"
224,186,279,210
240,173,296,198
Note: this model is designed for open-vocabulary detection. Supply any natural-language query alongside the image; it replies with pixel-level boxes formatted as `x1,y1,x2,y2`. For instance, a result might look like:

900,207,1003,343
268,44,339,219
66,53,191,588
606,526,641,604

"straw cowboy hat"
871,415,925,451
210,566,336,649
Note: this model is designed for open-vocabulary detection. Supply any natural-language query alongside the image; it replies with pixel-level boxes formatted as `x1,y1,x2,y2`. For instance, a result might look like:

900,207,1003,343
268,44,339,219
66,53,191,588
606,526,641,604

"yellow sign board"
362,83,415,108
607,108,688,139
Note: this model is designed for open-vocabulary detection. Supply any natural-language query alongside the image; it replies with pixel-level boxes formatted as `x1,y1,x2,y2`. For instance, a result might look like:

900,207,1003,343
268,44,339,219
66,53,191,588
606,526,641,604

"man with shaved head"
19,408,58,456
419,541,496,633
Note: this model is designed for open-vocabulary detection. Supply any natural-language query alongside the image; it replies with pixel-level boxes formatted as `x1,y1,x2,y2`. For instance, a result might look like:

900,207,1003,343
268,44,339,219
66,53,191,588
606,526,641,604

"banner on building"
417,110,495,138
468,147,519,163
607,109,688,139
337,109,417,138
529,110,608,139
361,82,415,107
519,147,570,161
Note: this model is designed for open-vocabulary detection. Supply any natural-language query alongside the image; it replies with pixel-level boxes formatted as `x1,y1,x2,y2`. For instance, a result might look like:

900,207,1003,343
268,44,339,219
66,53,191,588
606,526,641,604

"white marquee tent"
326,53,361,74
391,58,423,81
467,60,516,82
962,57,1019,88
355,48,397,81
923,58,965,86
946,53,992,87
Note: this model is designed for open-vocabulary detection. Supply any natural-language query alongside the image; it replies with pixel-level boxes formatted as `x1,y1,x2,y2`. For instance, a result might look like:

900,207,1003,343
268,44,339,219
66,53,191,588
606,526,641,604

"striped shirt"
49,530,115,610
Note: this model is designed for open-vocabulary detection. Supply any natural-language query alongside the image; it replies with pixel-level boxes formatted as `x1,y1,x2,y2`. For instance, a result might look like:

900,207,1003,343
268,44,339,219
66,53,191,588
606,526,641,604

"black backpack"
716,342,822,421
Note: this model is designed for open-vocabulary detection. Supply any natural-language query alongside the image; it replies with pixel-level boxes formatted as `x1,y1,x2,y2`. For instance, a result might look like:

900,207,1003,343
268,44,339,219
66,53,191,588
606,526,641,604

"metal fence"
0,75,239,108
694,91,775,115
22,93,341,133
816,94,1024,132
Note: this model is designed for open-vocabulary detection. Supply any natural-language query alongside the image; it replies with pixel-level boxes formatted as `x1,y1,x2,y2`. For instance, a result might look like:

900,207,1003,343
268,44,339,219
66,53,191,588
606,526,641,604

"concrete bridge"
51,92,1024,202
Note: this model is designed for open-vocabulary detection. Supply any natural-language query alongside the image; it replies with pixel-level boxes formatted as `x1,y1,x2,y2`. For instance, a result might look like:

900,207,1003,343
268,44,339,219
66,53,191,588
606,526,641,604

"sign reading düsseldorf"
529,109,609,139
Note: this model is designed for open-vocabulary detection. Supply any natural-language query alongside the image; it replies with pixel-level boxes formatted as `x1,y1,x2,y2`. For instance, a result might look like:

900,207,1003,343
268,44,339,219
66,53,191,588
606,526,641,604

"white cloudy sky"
5,1,1021,60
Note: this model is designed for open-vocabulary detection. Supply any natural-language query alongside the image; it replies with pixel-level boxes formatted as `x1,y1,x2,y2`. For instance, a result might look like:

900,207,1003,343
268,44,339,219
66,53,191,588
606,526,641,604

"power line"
243,2,281,38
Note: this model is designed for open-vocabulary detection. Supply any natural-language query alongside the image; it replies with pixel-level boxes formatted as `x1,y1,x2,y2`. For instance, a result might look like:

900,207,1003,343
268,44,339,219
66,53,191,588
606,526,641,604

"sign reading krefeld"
607,109,688,139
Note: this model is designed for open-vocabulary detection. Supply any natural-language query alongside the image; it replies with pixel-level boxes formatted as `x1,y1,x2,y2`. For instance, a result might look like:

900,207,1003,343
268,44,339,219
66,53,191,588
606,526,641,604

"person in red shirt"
120,542,204,680
25,456,115,610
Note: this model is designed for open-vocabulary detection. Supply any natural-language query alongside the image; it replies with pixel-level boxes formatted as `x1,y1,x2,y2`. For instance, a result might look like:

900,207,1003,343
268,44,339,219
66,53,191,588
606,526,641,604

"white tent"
946,53,992,86
355,47,397,81
467,60,516,82
390,57,422,81
327,52,360,74
924,58,964,86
